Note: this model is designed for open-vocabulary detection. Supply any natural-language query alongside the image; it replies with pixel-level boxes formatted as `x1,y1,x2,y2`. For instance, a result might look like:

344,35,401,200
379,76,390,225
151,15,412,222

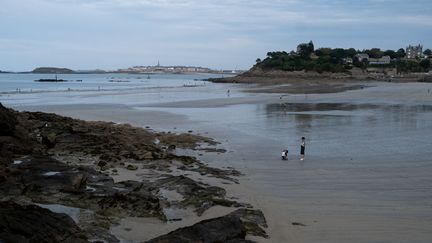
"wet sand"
14,81,432,242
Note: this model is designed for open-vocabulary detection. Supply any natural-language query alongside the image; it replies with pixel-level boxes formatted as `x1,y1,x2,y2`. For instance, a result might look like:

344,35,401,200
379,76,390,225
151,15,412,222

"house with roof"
355,53,369,61
369,56,391,65
406,44,423,59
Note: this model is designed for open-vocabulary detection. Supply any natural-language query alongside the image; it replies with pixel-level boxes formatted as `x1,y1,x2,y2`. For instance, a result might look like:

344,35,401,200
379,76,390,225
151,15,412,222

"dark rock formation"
1,155,164,220
147,208,267,243
0,103,264,242
155,175,246,216
147,214,246,243
0,201,87,243
1,156,88,196
0,104,40,165
97,190,162,218
0,104,16,136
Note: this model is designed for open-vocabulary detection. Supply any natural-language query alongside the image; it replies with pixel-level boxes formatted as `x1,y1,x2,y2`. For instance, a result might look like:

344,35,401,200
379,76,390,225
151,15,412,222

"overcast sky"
1,0,431,71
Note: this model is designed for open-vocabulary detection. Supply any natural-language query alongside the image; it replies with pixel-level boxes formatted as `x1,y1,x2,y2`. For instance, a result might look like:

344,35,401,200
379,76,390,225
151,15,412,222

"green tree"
396,48,406,58
396,60,406,74
297,41,314,59
346,48,357,57
365,48,383,58
424,49,432,56
308,40,314,53
419,59,431,71
315,48,331,56
257,42,361,73
383,50,397,59
396,60,424,74
297,43,312,59
330,48,347,60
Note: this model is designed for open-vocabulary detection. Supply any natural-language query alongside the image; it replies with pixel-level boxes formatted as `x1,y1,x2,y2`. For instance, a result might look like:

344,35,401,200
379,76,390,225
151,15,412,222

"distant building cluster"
351,44,428,66
117,62,244,74
118,65,212,74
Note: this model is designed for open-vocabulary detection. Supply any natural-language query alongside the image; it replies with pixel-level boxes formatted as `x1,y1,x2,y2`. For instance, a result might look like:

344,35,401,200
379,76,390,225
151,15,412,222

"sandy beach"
8,80,432,242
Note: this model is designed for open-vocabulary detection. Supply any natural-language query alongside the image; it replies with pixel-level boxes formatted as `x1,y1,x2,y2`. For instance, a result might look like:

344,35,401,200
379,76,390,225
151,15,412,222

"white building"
369,56,391,65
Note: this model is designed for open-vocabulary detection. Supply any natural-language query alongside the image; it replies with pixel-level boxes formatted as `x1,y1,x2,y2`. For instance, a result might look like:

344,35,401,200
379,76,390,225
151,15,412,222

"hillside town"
343,44,429,66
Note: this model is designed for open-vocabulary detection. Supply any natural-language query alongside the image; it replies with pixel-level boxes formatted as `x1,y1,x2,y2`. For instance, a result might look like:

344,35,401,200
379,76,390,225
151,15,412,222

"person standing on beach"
300,137,305,160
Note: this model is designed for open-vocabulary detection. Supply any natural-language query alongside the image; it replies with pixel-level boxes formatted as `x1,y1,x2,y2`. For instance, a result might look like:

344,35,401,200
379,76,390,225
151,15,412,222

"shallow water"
134,85,432,242
138,101,432,160
3,76,432,242
0,73,240,106
42,171,61,176
35,203,92,223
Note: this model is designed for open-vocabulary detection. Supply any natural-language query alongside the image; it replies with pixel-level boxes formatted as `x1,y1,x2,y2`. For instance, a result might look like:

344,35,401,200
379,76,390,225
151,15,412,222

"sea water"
0,73,240,106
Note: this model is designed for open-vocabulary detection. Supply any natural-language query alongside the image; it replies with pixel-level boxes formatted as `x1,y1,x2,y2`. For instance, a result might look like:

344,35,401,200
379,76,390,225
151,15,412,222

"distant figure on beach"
281,149,288,160
300,137,305,160
227,89,230,97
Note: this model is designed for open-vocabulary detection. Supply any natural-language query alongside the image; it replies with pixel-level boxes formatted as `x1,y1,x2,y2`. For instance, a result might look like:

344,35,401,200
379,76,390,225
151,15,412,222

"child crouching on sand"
281,149,288,160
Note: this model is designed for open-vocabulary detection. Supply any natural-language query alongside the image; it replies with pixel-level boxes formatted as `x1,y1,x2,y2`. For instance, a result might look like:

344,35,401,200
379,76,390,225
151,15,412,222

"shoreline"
207,68,432,94
0,103,268,242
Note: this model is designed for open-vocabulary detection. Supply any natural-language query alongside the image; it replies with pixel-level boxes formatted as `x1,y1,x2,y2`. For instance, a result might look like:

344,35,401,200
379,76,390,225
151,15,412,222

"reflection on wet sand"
263,103,432,142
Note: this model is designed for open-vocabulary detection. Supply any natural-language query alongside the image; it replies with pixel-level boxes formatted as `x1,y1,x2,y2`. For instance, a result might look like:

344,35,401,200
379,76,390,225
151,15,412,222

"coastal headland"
208,41,432,94
208,67,432,94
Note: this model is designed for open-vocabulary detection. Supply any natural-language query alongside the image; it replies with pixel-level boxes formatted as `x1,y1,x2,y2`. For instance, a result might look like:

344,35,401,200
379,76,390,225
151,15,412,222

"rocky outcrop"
156,175,246,216
0,201,87,243
0,104,16,136
0,103,266,242
1,155,164,220
148,215,246,243
0,104,40,165
147,208,267,243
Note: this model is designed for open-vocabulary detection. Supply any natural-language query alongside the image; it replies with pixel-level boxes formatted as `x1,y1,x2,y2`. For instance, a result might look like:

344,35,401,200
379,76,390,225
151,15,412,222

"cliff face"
32,67,75,74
